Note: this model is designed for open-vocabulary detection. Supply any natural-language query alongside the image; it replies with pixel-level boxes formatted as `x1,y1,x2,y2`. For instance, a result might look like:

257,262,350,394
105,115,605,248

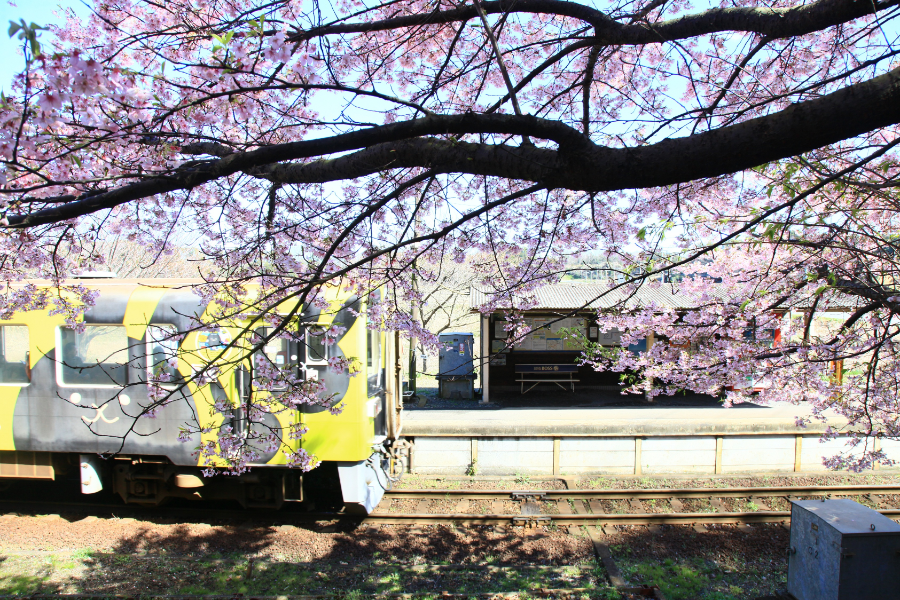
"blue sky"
1,0,88,93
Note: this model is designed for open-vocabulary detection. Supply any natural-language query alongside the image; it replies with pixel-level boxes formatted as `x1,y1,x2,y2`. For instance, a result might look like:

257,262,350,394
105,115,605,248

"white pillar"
481,313,490,404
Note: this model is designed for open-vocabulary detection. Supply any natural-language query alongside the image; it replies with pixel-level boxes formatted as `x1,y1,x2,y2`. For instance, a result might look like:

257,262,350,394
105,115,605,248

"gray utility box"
437,332,476,399
788,499,900,600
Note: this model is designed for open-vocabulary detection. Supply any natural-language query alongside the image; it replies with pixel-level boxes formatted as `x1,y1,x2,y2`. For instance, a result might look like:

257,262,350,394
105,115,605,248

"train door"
296,316,351,415
301,324,328,388
0,324,32,458
366,310,387,439
54,324,134,461
239,326,301,464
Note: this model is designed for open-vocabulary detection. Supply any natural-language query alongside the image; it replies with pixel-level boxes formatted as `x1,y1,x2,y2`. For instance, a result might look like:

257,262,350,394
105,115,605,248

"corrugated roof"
471,282,862,313
470,282,726,312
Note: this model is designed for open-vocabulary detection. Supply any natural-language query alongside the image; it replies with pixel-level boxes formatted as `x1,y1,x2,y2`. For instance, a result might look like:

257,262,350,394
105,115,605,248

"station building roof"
470,281,726,313
470,281,860,313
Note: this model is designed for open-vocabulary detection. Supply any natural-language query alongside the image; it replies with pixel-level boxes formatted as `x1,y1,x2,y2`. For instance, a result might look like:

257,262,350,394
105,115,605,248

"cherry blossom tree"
3,0,900,470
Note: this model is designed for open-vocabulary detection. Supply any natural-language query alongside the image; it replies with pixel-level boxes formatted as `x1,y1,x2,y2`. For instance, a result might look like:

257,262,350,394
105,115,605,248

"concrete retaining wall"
476,438,553,475
412,437,471,471
408,434,900,476
641,436,717,474
800,435,852,471
559,438,634,474
723,436,796,473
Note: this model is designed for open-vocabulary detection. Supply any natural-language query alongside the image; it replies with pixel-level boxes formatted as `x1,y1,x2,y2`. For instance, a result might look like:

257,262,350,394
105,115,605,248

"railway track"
1,483,898,530
365,484,900,527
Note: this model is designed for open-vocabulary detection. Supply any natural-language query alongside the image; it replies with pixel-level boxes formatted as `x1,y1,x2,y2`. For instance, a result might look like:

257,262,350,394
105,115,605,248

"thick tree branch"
290,0,900,47
253,64,900,189
9,64,900,228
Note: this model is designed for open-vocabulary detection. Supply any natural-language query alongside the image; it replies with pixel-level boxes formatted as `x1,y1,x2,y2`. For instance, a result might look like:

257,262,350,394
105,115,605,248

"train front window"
58,326,129,387
146,325,183,387
0,325,30,384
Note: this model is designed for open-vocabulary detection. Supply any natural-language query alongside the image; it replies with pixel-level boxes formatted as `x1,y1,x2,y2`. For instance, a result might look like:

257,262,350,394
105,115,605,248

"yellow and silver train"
0,277,403,513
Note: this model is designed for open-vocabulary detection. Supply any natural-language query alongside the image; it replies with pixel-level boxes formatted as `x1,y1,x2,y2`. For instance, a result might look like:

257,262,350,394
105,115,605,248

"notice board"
496,316,589,352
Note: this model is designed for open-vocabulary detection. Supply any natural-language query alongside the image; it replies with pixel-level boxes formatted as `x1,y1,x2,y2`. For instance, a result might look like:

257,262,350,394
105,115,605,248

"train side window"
58,326,129,387
0,325,30,384
146,325,183,387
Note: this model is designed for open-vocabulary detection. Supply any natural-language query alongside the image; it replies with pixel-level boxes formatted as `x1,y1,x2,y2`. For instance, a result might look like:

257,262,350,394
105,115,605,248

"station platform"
403,401,827,437
400,401,900,477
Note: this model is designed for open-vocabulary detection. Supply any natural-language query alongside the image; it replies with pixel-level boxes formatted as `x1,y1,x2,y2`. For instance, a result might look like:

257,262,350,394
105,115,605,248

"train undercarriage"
1,443,409,514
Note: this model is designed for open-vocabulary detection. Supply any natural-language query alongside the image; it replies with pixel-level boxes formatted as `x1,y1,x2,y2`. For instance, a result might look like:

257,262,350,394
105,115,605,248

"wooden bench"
515,364,579,394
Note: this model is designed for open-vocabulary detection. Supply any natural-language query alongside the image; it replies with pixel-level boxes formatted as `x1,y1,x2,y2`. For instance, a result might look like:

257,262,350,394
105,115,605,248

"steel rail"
365,508,900,527
385,484,900,501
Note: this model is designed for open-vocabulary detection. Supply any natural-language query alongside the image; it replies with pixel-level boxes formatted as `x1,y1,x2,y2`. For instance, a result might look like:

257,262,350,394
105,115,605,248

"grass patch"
0,552,603,596
179,584,212,594
615,555,782,600
0,573,50,595
72,548,94,562
624,558,706,600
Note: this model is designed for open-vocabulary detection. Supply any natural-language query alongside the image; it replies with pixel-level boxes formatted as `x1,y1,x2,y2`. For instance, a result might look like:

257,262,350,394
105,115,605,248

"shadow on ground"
0,513,794,599
0,517,600,596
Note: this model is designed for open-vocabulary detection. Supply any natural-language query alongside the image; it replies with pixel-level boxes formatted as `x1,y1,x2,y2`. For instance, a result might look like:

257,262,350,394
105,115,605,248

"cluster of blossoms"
1,0,899,472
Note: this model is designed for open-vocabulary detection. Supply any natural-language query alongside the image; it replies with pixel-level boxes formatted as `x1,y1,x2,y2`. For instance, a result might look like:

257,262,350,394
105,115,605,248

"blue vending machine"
437,332,477,399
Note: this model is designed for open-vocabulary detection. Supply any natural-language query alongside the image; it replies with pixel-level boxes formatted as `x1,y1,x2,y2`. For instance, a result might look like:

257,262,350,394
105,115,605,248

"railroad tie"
556,499,578,535
491,500,505,515
571,499,587,514
453,499,470,513
586,526,626,588
868,494,887,509
693,523,709,533
710,498,727,513
628,499,661,534
669,498,683,512
750,496,771,511
588,499,616,535
416,499,431,514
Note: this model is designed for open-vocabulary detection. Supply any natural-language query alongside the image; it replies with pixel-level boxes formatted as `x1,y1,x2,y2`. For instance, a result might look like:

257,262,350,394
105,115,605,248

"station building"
473,282,707,402
402,282,900,477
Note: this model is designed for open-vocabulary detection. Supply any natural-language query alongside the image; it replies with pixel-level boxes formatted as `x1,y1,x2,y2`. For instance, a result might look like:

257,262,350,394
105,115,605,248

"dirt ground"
4,472,892,598
0,512,795,599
